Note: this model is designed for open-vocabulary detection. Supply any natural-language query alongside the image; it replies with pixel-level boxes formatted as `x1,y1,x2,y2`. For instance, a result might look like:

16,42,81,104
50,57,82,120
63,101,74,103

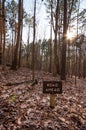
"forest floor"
0,67,86,130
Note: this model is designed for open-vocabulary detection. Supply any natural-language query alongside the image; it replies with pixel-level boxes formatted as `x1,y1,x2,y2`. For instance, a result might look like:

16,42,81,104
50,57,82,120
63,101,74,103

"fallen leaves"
0,67,86,130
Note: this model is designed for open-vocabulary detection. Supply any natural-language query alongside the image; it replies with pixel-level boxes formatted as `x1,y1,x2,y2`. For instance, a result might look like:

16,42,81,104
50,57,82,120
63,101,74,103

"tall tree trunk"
75,0,80,84
0,0,2,65
49,0,53,73
53,0,59,76
61,0,67,80
11,28,14,64
78,47,81,78
2,0,6,70
32,0,36,81
58,14,62,75
11,0,22,70
67,39,71,77
18,0,23,67
26,24,30,67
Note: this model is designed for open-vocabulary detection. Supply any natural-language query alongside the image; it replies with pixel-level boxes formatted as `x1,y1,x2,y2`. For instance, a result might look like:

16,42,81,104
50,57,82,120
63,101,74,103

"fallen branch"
5,80,33,86
5,79,39,86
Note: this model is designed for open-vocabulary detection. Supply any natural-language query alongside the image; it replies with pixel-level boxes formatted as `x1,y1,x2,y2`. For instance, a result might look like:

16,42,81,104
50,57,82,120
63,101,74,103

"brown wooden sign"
43,81,62,94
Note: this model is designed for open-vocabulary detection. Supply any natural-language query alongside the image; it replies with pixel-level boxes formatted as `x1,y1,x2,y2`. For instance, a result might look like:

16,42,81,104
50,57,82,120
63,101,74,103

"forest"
0,0,86,130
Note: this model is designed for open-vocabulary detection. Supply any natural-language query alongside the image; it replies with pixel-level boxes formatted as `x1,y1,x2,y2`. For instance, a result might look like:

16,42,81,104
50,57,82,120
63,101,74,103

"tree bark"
49,0,53,73
2,0,6,70
53,0,59,76
61,0,67,80
11,0,22,70
18,0,23,67
32,0,36,81
0,0,2,65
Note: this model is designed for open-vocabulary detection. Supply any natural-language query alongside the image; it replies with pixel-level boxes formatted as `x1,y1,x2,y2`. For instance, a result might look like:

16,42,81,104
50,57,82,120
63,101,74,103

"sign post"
43,81,62,108
50,94,55,108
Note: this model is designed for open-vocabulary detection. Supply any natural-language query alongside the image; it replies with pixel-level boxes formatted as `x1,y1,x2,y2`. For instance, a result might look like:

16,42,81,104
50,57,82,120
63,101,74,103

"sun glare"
66,30,74,40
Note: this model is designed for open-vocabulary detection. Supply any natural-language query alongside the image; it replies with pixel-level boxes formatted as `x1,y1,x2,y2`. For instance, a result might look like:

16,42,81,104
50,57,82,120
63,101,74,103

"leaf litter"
0,67,86,130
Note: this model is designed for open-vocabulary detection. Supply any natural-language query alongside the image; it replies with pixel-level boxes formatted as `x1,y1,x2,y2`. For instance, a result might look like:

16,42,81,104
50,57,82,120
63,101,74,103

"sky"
22,0,86,43
23,0,49,43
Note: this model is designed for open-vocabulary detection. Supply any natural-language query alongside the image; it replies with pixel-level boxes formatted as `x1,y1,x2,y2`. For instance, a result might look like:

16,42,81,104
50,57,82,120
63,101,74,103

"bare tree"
18,0,23,67
2,0,6,70
53,0,60,76
32,0,36,81
61,0,67,80
0,0,2,65
11,0,22,70
49,0,53,73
